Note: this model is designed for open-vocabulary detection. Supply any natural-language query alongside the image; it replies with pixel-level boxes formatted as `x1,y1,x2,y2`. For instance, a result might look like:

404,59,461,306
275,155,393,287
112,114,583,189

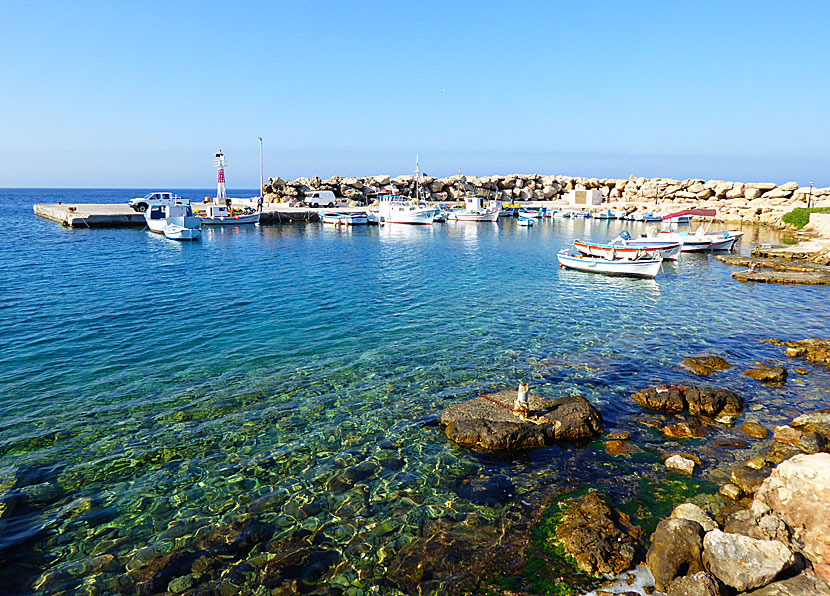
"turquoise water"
1,189,829,594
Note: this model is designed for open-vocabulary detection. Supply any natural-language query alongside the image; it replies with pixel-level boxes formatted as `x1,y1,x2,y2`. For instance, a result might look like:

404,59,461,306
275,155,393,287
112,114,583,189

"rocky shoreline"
262,173,829,228
433,339,830,595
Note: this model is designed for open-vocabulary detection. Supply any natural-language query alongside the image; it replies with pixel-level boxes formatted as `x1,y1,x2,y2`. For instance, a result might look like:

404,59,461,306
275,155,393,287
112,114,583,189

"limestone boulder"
746,182,777,191
779,181,799,192
702,529,795,592
646,518,705,592
440,391,602,451
670,503,718,532
745,188,763,200
667,572,725,596
742,571,830,595
754,453,830,584
791,408,830,440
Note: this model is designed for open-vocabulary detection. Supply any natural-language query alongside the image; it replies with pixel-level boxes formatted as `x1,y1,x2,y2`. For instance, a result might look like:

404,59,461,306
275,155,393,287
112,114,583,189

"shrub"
782,207,830,229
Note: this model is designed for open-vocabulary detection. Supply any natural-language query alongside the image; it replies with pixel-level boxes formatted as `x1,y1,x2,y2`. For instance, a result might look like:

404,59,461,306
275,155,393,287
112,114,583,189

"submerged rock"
741,420,770,439
553,490,644,576
632,385,743,423
663,420,708,439
730,464,772,496
666,454,697,474
681,356,732,376
744,366,788,384
646,518,705,592
440,391,602,451
702,529,795,592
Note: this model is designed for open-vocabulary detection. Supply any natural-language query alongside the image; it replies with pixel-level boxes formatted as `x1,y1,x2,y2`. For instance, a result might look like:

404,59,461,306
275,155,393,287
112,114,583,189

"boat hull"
164,225,201,240
320,212,369,225
449,211,500,222
557,250,662,278
200,213,260,225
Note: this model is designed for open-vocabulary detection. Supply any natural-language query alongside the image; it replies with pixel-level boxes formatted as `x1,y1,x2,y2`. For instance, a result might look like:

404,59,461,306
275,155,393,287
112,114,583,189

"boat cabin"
147,204,194,221
464,196,487,212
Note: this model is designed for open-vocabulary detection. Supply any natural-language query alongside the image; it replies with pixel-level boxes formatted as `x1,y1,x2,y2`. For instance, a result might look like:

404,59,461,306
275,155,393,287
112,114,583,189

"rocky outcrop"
552,490,644,576
754,453,830,585
632,385,743,423
440,391,602,451
766,338,830,366
702,530,795,592
646,518,705,592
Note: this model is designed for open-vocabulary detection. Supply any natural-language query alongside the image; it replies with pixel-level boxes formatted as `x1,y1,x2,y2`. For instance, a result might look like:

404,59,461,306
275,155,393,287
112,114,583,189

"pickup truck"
129,192,188,213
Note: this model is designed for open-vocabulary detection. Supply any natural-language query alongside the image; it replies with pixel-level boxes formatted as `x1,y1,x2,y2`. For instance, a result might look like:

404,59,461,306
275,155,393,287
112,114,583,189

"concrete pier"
32,203,373,228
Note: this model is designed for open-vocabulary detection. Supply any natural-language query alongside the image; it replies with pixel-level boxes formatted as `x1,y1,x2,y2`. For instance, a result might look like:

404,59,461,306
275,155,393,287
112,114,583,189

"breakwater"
264,174,830,226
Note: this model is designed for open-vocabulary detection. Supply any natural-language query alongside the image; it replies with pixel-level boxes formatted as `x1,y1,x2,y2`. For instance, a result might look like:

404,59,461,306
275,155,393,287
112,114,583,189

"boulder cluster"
262,174,830,225
647,453,830,595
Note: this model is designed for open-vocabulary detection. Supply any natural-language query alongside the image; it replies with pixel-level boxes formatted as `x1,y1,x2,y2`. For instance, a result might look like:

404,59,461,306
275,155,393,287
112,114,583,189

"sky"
2,1,829,187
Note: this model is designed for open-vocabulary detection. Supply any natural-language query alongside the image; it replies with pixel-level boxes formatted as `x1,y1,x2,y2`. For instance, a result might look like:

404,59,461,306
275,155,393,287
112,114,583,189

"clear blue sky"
3,1,829,187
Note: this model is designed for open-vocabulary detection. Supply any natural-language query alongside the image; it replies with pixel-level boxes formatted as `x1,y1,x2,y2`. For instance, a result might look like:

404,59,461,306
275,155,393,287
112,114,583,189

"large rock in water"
702,529,795,592
440,391,602,451
646,518,705,592
632,385,743,423
552,490,644,576
754,453,830,586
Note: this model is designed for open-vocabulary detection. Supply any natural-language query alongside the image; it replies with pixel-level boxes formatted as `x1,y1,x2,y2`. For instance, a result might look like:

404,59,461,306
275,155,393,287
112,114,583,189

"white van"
303,190,338,208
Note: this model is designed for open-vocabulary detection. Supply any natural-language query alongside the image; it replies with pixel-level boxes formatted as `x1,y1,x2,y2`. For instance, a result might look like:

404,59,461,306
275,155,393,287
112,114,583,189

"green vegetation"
782,207,830,229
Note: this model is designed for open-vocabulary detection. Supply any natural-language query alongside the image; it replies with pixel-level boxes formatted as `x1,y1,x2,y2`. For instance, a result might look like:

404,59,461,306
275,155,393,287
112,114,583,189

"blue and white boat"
518,209,543,218
145,203,202,240
558,248,663,278
517,217,534,226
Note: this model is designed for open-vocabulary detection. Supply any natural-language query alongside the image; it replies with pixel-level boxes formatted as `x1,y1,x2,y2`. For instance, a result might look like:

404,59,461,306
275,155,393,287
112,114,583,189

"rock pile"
262,173,830,226
631,385,744,424
645,454,830,595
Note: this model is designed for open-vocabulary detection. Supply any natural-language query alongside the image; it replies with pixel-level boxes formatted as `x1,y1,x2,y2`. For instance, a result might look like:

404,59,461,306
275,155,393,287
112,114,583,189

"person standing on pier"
257,195,263,213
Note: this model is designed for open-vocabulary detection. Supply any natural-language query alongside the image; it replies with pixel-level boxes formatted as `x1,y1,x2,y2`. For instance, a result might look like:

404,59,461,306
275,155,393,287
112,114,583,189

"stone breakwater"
263,173,830,226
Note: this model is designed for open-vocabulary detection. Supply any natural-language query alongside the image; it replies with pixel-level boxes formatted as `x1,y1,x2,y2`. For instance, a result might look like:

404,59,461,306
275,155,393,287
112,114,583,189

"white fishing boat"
557,248,663,278
448,196,500,222
573,236,681,261
145,203,202,240
658,209,744,252
517,217,534,226
518,208,543,218
196,204,261,225
374,156,438,225
319,211,368,225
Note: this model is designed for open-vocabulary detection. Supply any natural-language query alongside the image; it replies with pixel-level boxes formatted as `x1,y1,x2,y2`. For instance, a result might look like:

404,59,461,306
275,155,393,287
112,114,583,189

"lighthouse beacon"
214,150,227,203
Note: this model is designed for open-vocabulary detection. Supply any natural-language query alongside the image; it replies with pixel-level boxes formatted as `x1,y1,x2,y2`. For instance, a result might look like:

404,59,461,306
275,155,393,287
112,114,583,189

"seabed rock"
681,356,732,376
744,366,788,384
440,391,602,451
632,385,743,423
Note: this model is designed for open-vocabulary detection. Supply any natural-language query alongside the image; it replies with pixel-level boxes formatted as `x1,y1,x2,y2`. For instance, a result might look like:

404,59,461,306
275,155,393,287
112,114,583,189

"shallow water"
1,189,829,594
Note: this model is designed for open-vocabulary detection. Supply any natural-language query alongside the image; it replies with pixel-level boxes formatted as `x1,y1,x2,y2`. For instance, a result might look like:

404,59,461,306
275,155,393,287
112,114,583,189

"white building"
565,189,603,206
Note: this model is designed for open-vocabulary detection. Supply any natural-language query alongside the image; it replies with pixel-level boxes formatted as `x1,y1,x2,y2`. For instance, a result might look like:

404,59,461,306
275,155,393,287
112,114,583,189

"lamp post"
809,181,814,209
258,137,264,198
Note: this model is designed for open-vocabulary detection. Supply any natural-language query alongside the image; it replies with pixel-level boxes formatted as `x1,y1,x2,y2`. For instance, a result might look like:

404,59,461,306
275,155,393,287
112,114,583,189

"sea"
1,188,828,595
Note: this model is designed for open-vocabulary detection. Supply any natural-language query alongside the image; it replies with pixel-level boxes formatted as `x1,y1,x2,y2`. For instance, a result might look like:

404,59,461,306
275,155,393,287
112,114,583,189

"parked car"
129,192,188,213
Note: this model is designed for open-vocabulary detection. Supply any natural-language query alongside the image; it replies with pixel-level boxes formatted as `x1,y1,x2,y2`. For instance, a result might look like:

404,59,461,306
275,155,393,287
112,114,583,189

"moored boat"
659,209,744,251
517,217,534,226
195,204,261,225
319,211,369,225
145,203,202,240
573,237,681,261
557,248,663,278
448,196,500,222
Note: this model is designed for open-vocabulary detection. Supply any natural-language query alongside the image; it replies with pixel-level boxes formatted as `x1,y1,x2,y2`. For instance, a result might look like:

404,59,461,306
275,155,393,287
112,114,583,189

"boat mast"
258,137,264,199
415,155,422,203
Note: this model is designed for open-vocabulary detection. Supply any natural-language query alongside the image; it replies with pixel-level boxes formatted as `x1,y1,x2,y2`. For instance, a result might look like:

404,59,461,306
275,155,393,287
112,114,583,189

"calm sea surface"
1,188,828,594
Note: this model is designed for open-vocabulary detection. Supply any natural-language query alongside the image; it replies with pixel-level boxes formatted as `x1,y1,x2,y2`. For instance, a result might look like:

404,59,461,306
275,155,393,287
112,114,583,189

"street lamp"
258,137,264,198
809,181,814,209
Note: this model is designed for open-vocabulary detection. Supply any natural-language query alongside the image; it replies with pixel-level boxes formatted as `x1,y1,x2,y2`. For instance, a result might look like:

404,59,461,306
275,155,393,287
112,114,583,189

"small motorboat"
557,248,663,278
145,203,202,240
518,209,543,218
517,217,534,226
659,209,744,251
195,204,260,225
164,222,201,241
432,210,448,223
573,237,681,261
320,211,369,225
592,209,617,219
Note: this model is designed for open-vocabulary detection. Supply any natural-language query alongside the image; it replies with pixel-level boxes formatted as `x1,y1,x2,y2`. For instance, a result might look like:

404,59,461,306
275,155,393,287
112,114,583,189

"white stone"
666,454,696,475
703,529,795,591
670,503,718,532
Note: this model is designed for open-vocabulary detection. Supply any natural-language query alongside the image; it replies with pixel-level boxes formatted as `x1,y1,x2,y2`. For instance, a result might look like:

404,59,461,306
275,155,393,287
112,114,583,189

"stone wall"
262,174,830,227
